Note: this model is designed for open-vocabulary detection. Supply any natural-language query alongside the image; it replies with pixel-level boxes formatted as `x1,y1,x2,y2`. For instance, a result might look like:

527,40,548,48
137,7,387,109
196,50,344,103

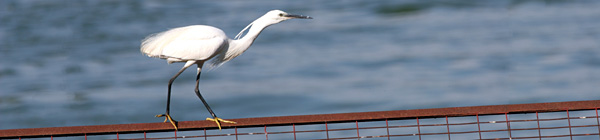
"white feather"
141,25,227,63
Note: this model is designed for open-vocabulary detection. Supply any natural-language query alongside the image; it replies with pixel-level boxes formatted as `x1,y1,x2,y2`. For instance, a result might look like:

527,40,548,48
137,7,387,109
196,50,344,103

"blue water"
1,0,600,131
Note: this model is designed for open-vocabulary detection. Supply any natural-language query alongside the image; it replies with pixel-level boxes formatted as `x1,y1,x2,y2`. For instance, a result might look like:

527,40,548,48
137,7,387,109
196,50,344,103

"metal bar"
325,122,329,139
264,125,268,140
355,121,359,138
476,114,482,140
480,133,600,140
446,116,450,140
567,109,573,140
596,108,600,140
417,117,421,140
235,126,238,140
293,124,296,140
505,113,511,139
536,112,541,140
2,100,600,139
385,119,390,140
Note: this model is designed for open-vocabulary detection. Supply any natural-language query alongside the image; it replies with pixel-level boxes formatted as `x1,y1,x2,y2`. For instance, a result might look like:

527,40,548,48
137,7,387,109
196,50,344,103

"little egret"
140,10,311,130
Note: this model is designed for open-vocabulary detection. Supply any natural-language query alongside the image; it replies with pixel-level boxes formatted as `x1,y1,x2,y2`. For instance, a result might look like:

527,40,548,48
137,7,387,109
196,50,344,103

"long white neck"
231,21,270,52
210,21,272,68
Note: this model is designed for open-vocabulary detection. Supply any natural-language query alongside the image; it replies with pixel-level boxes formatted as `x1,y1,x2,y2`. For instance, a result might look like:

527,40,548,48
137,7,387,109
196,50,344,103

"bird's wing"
160,36,226,61
141,25,228,62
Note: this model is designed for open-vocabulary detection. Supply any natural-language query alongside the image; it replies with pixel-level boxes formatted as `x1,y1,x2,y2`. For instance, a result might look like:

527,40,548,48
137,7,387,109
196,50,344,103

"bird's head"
260,10,312,24
233,10,312,40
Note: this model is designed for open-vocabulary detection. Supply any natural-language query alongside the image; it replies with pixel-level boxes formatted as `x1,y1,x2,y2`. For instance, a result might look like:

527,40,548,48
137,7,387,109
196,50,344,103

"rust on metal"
1,100,600,139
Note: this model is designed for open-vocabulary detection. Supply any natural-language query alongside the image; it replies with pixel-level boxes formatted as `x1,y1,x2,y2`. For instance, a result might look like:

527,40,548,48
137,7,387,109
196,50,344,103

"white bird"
140,10,311,130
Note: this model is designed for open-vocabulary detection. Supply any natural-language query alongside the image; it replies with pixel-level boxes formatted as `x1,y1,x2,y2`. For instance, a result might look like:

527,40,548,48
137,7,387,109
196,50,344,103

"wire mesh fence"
2,100,600,140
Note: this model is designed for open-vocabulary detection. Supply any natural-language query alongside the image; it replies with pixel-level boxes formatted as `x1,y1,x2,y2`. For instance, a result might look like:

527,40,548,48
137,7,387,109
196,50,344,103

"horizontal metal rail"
2,100,600,139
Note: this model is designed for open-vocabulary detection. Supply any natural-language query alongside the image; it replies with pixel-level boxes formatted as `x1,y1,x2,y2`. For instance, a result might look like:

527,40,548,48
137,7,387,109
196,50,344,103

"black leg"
157,61,196,130
193,62,218,118
194,62,235,130
165,66,187,115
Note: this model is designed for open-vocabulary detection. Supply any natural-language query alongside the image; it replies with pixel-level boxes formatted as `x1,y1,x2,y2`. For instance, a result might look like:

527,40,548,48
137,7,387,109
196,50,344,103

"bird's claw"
206,117,236,130
156,114,178,130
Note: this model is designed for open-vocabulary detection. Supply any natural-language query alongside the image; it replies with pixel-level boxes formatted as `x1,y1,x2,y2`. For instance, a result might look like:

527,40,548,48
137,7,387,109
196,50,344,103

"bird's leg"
156,61,196,130
195,62,236,130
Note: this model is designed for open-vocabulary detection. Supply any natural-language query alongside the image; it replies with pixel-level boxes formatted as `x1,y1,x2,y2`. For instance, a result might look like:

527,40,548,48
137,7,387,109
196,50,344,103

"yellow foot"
206,117,236,130
156,114,178,130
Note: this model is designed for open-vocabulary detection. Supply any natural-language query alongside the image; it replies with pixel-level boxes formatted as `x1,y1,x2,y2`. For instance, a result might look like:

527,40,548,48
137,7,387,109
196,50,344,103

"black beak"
285,14,312,19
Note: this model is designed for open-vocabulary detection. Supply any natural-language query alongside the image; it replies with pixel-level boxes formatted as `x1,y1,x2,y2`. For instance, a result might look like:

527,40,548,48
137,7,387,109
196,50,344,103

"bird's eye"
279,13,284,17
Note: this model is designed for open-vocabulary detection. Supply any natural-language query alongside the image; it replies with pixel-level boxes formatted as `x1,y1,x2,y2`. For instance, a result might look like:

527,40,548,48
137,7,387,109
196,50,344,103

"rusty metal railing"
2,100,600,139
